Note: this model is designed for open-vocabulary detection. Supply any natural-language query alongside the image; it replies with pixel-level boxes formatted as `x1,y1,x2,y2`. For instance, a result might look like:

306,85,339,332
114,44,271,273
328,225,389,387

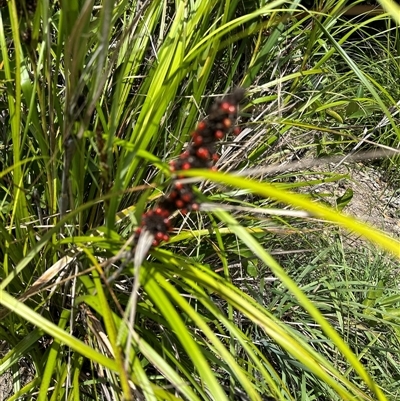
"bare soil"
298,162,400,239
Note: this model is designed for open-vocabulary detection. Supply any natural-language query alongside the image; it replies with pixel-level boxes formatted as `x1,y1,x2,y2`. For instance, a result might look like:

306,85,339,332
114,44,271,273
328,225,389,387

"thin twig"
176,148,399,186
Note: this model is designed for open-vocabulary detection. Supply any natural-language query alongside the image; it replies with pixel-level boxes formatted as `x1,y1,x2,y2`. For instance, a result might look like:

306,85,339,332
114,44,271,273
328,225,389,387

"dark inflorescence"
135,88,245,247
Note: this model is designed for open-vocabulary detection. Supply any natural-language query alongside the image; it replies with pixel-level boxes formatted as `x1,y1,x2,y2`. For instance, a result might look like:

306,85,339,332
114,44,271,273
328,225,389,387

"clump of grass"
0,1,399,400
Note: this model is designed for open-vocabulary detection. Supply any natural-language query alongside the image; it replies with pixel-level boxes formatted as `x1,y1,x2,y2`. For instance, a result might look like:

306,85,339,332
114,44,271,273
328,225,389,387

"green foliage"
0,0,399,400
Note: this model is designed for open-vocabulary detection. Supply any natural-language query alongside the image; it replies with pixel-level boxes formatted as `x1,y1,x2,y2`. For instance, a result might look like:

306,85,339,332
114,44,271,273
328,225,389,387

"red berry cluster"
135,88,245,247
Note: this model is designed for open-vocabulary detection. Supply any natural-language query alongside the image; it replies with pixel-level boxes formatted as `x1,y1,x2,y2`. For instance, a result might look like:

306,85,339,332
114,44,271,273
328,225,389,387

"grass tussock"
0,0,399,400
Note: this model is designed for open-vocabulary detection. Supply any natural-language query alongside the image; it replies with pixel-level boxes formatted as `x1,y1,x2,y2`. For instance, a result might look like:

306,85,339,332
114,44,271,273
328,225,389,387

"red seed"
212,153,219,162
222,118,232,128
197,121,206,131
175,199,185,208
211,166,218,171
193,134,203,146
181,193,193,202
152,239,159,247
182,162,191,170
214,130,224,140
196,147,209,159
156,232,164,240
162,234,169,242
220,102,231,112
233,126,241,136
174,181,183,190
191,203,200,211
228,104,236,113
161,209,170,217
